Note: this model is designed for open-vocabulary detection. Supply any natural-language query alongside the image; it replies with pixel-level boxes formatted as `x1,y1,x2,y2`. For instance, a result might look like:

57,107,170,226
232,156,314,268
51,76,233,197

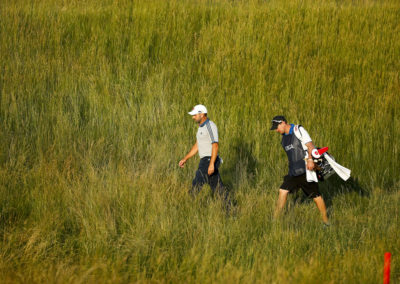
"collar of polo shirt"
199,118,209,127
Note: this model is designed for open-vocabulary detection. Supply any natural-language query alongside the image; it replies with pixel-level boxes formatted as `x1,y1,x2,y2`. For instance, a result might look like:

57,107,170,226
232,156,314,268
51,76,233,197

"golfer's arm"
184,142,198,161
210,143,218,166
305,142,315,159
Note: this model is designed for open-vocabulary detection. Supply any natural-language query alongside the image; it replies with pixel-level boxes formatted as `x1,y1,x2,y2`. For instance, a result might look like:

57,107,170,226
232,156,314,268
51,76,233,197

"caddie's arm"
179,142,198,168
208,142,218,175
305,141,316,170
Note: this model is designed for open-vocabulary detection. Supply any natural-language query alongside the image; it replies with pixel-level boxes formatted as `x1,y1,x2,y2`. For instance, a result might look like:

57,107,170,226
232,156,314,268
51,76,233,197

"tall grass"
0,0,399,282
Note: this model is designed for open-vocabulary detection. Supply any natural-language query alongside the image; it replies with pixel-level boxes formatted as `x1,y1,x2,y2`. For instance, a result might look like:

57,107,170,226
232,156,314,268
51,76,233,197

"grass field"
0,0,399,282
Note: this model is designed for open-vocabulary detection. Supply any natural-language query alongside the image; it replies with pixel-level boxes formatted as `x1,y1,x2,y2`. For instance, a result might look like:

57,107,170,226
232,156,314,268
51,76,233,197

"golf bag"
293,125,351,182
313,150,336,181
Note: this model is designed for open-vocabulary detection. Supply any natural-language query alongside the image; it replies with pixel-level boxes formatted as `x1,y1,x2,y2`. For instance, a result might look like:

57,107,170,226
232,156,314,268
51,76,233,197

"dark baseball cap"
270,115,287,130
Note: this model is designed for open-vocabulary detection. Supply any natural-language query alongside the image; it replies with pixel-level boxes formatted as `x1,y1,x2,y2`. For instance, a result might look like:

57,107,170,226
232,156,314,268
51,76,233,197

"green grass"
0,0,399,282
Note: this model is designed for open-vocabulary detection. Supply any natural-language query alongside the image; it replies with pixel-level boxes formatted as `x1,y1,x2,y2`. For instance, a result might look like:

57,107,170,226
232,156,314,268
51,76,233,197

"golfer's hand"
208,164,215,175
179,159,187,168
307,159,315,170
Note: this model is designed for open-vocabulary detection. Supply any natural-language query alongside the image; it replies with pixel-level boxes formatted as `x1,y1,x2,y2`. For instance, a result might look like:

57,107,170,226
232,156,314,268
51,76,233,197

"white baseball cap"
188,104,208,115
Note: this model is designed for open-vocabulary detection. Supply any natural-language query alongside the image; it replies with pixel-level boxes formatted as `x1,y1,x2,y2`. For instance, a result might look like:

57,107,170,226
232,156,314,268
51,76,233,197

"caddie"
270,115,329,225
179,105,228,202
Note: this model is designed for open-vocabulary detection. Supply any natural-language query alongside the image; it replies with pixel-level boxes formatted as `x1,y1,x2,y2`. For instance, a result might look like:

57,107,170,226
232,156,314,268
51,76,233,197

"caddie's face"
192,113,203,123
276,122,285,134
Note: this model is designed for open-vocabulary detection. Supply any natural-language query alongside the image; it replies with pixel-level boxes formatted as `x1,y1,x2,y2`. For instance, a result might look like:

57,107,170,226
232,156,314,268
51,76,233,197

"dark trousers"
190,156,228,202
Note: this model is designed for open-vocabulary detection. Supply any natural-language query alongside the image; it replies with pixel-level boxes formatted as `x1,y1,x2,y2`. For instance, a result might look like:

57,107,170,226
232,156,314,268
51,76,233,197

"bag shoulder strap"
293,125,308,151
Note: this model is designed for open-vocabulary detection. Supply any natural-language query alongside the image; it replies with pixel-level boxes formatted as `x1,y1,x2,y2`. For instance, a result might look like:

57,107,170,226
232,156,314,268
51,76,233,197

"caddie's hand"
208,164,215,175
307,159,315,170
179,159,187,168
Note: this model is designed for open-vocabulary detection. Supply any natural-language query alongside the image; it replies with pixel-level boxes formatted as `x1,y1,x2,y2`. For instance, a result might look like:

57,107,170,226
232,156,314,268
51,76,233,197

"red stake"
384,252,391,284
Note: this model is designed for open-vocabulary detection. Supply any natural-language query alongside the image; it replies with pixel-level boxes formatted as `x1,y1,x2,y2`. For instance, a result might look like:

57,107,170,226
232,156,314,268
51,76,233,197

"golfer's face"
192,113,203,123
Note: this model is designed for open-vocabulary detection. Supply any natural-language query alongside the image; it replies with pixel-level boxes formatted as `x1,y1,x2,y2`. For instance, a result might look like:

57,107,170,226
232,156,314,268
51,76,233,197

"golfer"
271,115,329,225
179,105,228,200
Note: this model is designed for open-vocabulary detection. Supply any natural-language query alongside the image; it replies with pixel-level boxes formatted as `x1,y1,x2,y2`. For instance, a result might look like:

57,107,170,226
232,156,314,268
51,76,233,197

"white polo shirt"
197,119,219,158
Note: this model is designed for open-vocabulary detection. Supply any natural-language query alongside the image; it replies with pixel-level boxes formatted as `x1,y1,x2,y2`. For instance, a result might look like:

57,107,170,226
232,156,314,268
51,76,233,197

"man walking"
271,115,329,225
179,105,228,202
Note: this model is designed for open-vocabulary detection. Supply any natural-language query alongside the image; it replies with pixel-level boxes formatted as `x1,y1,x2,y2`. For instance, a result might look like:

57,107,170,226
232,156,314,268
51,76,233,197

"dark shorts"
280,174,321,198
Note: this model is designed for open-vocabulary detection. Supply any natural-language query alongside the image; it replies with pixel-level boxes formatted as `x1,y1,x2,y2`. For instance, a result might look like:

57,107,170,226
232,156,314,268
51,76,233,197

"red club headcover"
318,147,329,155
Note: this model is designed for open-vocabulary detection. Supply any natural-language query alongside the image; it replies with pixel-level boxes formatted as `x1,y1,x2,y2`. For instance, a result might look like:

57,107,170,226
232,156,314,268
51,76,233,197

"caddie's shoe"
322,222,331,228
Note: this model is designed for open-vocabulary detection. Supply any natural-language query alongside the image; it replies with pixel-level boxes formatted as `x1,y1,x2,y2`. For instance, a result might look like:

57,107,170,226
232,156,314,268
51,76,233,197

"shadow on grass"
221,137,258,206
290,175,369,209
320,175,369,208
